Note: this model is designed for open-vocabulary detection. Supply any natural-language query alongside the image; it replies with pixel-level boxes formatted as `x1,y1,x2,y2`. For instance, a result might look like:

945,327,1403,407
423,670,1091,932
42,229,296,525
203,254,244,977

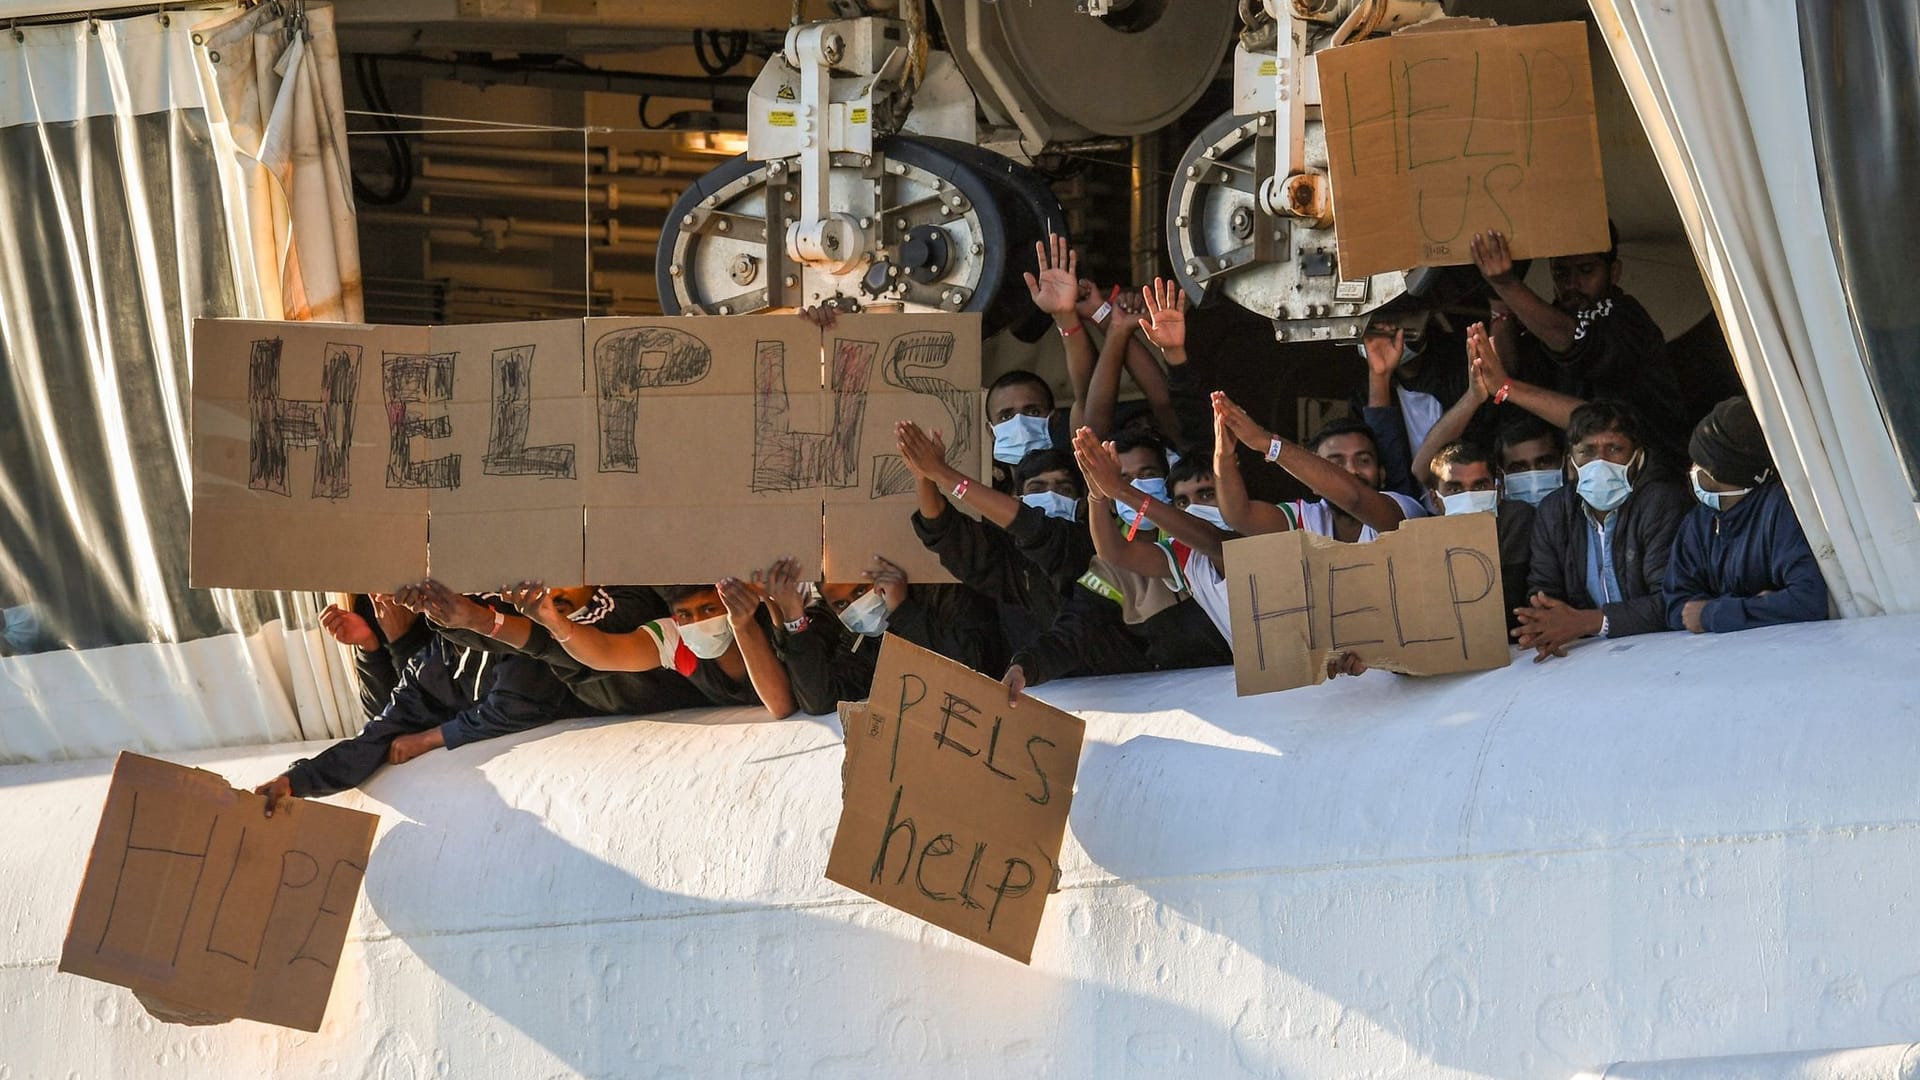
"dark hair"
986,369,1055,412
1494,414,1566,460
1167,454,1213,489
1111,431,1169,472
1566,399,1645,449
1305,418,1378,455
656,584,719,607
1014,447,1080,489
1432,440,1494,473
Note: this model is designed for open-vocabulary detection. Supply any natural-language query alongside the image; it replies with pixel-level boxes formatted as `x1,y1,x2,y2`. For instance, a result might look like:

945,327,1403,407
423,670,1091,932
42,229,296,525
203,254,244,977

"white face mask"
1114,477,1168,529
1690,465,1753,511
836,589,890,637
1183,503,1228,529
677,612,735,660
1441,489,1501,517
1575,454,1637,513
1503,468,1564,506
1020,490,1080,521
991,413,1052,465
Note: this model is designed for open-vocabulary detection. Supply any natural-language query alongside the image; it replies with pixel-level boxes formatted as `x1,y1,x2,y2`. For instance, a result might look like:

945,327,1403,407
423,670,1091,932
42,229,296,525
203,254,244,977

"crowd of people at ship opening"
254,222,1832,811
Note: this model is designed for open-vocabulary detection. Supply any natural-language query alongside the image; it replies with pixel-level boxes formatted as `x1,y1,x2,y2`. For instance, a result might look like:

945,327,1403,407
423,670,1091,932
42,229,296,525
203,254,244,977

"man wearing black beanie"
1664,396,1829,633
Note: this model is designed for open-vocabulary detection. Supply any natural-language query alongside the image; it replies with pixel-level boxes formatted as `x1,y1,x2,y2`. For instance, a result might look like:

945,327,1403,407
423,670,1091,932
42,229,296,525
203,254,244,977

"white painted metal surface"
5,617,1919,1077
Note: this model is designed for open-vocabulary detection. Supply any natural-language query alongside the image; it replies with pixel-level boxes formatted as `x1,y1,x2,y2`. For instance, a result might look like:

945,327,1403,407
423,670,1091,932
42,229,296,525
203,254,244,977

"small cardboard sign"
826,635,1084,964
1222,512,1509,695
188,313,983,590
59,753,378,1032
1317,20,1609,277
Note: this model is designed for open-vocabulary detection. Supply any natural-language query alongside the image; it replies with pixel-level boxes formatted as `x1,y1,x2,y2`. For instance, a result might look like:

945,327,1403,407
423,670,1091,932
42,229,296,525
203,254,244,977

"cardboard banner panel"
1222,512,1510,696
190,319,430,591
1317,20,1608,278
425,320,589,591
582,314,828,585
826,635,1084,964
59,753,378,1032
819,312,983,585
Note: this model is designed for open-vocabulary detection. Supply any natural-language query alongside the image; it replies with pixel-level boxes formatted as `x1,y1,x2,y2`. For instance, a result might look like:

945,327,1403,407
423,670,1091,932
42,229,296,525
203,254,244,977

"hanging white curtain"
1587,0,1920,618
0,5,365,763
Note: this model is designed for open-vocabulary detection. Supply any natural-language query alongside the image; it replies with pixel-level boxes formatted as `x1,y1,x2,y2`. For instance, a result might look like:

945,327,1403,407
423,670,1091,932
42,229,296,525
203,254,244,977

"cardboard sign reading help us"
828,636,1085,964
59,753,377,1031
1317,20,1609,277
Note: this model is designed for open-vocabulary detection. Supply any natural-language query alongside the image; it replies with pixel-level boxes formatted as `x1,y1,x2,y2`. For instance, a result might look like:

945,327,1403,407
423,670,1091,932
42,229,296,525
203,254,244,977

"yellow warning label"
769,111,796,127
851,107,869,125
1258,59,1277,76
776,84,796,101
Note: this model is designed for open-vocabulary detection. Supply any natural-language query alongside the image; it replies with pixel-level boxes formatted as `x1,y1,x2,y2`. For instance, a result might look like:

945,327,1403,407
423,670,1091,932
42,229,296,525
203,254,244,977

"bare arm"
1466,320,1586,432
1412,376,1489,490
1214,391,1408,533
1210,408,1295,537
720,576,796,719
1023,234,1097,428
503,581,664,672
398,579,535,649
1074,426,1230,564
1473,230,1576,352
1082,290,1140,439
897,420,1023,529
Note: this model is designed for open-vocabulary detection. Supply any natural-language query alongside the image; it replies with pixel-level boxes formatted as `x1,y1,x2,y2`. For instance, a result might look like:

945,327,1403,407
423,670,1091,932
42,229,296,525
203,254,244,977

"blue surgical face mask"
835,589,890,637
1114,477,1168,529
1690,465,1753,512
991,414,1051,465
1183,503,1228,529
1575,454,1638,513
1020,490,1080,521
1503,468,1563,506
1441,489,1500,517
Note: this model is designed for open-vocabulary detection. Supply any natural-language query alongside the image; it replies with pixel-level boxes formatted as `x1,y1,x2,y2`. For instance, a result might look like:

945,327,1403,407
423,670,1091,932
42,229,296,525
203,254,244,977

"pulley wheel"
934,0,1238,138
656,136,1043,338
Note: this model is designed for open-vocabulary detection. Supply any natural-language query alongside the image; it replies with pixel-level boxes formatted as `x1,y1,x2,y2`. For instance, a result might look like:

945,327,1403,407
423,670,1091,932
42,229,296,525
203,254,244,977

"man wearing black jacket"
1519,400,1691,660
399,581,713,717
898,420,1152,688
759,555,1006,716
254,597,583,811
319,592,430,721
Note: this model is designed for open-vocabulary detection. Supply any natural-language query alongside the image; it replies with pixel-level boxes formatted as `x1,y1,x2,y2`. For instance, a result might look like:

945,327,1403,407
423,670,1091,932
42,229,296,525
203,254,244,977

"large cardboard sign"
827,635,1084,964
1317,20,1609,278
191,320,432,592
189,313,982,591
1222,512,1509,696
59,753,378,1032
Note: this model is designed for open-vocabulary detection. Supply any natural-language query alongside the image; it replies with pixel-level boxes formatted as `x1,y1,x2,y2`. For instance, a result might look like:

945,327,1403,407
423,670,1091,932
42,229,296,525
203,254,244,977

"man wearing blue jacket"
1665,396,1829,633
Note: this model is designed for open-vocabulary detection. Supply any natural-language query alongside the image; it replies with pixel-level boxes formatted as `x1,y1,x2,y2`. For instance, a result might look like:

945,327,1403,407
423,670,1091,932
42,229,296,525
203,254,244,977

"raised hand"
318,603,378,652
1141,277,1189,353
406,579,490,633
1211,391,1274,453
1070,425,1129,503
1108,287,1146,335
1465,320,1510,398
1362,327,1404,379
895,420,956,485
1470,230,1519,286
717,576,766,628
369,592,418,642
863,555,909,613
754,556,810,624
1073,278,1105,323
1022,233,1080,318
501,580,563,629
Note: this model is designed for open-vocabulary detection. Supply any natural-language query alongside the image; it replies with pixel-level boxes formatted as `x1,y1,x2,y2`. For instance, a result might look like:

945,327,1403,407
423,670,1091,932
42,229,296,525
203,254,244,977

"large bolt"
895,218,908,230
784,275,798,287
860,217,872,228
682,214,696,226
718,305,733,315
670,264,683,277
717,220,730,233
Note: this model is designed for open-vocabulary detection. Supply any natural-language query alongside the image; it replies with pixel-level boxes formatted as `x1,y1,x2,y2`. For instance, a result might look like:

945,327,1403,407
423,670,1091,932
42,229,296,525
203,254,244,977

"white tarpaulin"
1589,0,1920,617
